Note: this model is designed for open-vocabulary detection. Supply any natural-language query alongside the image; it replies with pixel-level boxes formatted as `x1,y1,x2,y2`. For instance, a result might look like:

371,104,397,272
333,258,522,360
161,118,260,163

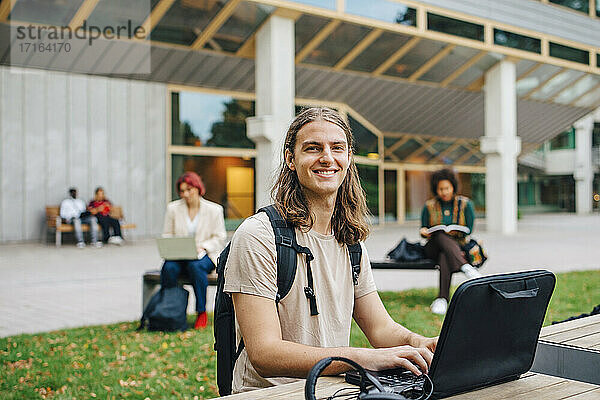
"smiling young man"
223,107,437,393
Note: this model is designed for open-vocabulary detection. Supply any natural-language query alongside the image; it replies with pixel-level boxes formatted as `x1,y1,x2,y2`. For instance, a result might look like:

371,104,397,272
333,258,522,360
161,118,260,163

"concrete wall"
0,66,167,242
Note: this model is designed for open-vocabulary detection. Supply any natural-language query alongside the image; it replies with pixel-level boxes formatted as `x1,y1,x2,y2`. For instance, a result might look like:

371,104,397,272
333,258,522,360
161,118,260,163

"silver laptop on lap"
156,237,198,260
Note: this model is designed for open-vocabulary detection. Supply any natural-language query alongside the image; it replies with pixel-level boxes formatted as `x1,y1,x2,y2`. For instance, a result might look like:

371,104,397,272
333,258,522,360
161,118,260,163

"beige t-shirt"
223,212,377,393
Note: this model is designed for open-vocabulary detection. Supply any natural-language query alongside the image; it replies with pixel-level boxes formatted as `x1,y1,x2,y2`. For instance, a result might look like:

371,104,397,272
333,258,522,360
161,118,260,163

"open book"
427,224,470,235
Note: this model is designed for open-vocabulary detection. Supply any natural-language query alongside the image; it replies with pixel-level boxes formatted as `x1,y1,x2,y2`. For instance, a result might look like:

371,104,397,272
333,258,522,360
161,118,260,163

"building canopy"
1,0,599,161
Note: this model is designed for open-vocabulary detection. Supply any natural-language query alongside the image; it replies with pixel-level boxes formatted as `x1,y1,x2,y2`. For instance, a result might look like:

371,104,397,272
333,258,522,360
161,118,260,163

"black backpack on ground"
213,205,362,396
137,286,189,332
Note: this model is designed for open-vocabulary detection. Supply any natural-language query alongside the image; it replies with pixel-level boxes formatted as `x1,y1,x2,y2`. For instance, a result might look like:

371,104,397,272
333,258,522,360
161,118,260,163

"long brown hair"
271,107,370,245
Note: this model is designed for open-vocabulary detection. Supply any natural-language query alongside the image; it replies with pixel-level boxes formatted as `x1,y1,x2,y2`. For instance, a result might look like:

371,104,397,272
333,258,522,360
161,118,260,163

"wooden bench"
142,260,437,312
371,259,438,270
142,270,218,311
46,205,137,247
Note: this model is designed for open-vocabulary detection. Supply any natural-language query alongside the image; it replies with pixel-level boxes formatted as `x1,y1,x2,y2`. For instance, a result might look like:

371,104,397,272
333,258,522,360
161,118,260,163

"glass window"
550,128,575,150
516,64,562,97
348,115,378,157
292,0,336,10
86,0,155,31
303,23,371,67
550,42,589,65
554,75,600,104
10,0,84,25
206,1,274,52
404,170,430,220
345,0,416,26
420,46,480,83
151,0,227,46
494,29,541,54
427,12,484,42
171,155,255,228
448,53,501,88
171,91,255,148
384,170,397,222
574,86,600,107
530,70,585,101
384,39,446,78
383,137,399,161
393,138,422,160
469,173,485,213
295,14,330,55
593,123,600,148
549,0,589,14
598,1,600,17
357,164,379,221
346,31,411,73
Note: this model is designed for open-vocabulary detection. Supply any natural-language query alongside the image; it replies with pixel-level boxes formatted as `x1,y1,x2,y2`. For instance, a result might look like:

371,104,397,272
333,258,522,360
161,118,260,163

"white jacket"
60,198,86,220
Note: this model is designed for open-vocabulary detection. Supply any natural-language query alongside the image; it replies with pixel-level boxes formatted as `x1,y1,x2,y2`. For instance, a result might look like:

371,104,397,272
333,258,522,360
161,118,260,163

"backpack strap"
347,243,362,286
137,288,163,331
259,205,318,316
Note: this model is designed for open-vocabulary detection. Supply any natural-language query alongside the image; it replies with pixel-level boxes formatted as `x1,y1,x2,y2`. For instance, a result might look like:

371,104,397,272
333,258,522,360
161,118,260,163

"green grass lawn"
2,270,599,399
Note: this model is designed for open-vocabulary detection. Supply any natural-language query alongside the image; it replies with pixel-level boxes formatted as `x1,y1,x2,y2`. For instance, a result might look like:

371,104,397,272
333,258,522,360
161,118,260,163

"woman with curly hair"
420,168,481,315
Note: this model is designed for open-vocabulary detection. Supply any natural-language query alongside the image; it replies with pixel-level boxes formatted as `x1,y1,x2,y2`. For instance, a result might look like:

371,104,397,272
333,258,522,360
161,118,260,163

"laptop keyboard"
345,368,428,397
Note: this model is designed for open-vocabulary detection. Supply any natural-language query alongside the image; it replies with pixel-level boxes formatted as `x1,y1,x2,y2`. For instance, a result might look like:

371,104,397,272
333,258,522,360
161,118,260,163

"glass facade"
357,165,379,222
549,0,589,14
384,170,397,221
427,13,484,42
348,116,378,157
292,0,336,10
303,23,371,67
206,2,274,52
550,128,576,150
549,42,589,65
593,123,600,148
494,29,541,54
86,0,155,30
385,39,446,78
346,31,412,73
9,0,84,25
150,0,226,46
345,0,416,26
171,92,255,148
171,154,255,228
168,90,488,226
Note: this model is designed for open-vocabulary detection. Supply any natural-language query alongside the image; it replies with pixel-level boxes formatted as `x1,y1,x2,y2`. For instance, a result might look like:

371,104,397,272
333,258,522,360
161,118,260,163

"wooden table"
214,372,600,399
215,316,600,399
532,314,600,385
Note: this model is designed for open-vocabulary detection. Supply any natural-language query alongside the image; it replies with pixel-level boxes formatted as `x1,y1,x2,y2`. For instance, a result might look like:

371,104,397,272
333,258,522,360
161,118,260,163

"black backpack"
137,286,189,332
213,205,362,396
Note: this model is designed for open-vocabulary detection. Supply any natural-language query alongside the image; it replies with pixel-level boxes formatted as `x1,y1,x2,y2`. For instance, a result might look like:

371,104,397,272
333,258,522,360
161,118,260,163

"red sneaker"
194,312,208,329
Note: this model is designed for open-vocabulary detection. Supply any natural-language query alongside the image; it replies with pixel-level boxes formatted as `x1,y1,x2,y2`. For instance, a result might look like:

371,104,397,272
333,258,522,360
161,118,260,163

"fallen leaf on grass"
6,358,33,370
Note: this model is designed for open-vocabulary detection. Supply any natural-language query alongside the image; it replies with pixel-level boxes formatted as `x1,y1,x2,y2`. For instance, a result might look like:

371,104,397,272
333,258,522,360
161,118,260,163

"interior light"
367,153,380,160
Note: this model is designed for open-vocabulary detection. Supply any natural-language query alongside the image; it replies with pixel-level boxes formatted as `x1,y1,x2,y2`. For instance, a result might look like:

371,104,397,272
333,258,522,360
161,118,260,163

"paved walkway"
1,213,599,338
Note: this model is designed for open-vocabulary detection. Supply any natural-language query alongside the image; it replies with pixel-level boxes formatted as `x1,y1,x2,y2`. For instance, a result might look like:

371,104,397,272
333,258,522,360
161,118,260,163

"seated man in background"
60,187,102,248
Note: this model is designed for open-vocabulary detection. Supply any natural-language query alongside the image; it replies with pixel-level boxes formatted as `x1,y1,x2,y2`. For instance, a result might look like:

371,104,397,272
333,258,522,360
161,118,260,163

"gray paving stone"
1,213,599,337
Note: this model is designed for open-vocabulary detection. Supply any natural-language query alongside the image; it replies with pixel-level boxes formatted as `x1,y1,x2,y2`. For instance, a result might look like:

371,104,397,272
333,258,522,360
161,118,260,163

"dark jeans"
96,215,122,243
424,232,468,301
160,255,215,313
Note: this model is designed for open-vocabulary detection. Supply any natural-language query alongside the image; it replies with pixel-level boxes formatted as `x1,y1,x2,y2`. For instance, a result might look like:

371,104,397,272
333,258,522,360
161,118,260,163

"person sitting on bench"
88,187,123,245
420,168,481,315
60,187,102,249
161,172,226,329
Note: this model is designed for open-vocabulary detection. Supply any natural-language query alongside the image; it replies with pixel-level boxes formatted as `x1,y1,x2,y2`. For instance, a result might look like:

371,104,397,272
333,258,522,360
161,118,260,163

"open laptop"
156,236,198,260
346,270,556,399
